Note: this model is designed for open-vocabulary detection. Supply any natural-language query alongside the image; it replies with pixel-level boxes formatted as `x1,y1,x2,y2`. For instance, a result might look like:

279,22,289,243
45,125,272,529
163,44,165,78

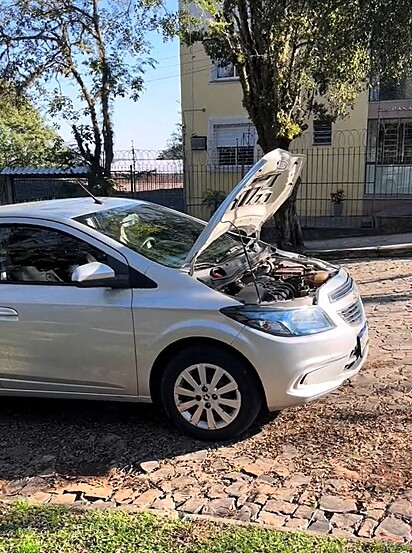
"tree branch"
61,31,102,166
92,0,113,176
72,124,92,164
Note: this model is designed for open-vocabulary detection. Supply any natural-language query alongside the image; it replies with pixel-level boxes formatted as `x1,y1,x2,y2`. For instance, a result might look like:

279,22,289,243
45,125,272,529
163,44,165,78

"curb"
305,243,412,260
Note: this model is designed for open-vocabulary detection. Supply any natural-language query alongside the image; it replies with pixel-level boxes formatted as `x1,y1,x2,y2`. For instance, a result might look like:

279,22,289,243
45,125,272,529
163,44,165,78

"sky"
111,36,181,153
54,1,182,154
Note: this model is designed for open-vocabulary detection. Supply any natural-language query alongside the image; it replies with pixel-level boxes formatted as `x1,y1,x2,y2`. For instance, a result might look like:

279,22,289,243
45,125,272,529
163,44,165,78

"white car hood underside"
183,148,305,269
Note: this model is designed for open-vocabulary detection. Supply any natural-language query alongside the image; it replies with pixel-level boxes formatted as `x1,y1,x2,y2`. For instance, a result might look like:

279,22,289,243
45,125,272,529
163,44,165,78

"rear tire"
160,345,262,441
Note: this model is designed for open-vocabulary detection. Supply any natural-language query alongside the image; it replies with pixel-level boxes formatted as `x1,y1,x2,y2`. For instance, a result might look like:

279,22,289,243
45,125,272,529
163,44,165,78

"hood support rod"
230,222,262,304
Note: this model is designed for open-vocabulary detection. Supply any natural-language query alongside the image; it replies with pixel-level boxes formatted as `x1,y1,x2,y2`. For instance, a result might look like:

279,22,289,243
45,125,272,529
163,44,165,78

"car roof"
0,197,144,222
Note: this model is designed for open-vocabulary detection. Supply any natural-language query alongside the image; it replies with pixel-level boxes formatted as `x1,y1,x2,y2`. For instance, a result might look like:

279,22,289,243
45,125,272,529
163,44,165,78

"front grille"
339,298,364,326
329,276,354,303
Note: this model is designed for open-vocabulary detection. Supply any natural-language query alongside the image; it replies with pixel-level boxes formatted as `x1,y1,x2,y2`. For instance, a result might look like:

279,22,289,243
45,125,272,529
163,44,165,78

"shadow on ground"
0,397,271,482
362,293,412,304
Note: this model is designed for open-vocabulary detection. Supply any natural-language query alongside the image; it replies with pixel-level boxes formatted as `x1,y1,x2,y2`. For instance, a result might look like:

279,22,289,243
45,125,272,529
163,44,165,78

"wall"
180,42,246,168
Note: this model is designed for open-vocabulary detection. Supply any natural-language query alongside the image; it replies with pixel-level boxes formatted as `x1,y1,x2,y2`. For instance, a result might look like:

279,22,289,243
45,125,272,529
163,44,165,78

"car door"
0,221,137,397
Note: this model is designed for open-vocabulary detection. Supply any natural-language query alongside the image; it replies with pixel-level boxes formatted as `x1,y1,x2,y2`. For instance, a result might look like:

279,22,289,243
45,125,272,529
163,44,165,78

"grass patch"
0,502,409,553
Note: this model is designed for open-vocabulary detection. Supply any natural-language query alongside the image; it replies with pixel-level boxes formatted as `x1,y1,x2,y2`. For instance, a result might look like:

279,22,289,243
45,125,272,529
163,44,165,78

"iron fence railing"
2,127,412,234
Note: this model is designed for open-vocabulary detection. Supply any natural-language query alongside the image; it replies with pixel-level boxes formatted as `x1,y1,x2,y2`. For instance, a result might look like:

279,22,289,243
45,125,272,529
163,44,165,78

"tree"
157,124,184,159
184,0,412,249
0,0,176,193
0,81,68,168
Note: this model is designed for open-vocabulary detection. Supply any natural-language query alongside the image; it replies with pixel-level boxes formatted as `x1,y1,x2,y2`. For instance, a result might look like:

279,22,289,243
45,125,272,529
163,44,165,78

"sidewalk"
305,232,412,258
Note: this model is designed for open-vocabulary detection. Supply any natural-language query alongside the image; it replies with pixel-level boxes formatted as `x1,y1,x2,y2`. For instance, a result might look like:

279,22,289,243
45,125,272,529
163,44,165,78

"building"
366,78,412,223
180,40,412,230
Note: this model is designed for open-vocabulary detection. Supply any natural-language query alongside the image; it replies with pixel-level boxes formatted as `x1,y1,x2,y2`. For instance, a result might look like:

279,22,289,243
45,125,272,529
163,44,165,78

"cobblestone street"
0,258,411,542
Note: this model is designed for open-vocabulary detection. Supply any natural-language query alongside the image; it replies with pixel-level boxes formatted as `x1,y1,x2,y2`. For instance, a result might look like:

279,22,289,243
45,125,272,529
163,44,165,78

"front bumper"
231,269,369,411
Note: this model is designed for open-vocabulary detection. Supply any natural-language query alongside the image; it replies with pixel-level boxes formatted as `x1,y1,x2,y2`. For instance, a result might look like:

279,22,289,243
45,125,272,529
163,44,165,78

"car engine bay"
196,246,338,305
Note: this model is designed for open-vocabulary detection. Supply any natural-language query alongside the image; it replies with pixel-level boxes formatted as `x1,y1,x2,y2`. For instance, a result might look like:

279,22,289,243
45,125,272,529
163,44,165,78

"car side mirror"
72,262,116,287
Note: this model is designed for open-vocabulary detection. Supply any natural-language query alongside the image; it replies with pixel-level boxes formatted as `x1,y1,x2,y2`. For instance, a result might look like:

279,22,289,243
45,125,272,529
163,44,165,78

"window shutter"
212,124,256,166
313,121,332,145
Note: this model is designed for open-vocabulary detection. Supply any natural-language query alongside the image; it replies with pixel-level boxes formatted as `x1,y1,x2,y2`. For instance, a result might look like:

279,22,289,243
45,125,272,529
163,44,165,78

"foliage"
0,81,69,168
0,502,410,553
157,124,183,159
0,0,177,193
330,189,346,204
182,0,412,248
202,188,227,214
186,0,412,150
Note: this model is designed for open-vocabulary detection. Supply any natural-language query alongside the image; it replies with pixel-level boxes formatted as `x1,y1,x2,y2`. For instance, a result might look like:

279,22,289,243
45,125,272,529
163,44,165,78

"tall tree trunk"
89,158,107,195
273,178,304,251
93,0,113,197
258,133,304,252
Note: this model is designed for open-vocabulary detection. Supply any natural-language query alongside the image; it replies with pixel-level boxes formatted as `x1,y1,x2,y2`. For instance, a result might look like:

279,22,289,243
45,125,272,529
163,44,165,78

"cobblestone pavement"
0,259,411,542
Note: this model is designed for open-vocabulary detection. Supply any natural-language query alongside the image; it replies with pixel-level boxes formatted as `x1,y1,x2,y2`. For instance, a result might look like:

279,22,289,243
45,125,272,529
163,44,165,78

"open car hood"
183,148,305,270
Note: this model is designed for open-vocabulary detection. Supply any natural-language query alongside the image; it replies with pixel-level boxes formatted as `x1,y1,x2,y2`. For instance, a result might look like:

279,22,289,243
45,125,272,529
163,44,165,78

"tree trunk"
258,135,305,252
273,178,304,251
86,147,113,196
89,160,106,195
102,127,114,196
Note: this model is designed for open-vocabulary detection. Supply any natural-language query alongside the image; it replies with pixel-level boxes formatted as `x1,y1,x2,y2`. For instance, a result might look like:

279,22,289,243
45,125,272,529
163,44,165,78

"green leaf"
0,81,69,168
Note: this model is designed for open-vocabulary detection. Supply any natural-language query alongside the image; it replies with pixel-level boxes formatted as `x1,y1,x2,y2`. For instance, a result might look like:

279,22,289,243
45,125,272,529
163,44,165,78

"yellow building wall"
180,42,369,222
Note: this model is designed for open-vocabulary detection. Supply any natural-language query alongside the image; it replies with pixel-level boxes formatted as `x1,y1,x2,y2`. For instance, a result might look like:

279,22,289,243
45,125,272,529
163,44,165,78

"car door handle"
0,307,19,321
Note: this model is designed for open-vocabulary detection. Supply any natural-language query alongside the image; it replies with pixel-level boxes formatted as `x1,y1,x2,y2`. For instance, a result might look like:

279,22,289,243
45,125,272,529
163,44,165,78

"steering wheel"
141,236,156,250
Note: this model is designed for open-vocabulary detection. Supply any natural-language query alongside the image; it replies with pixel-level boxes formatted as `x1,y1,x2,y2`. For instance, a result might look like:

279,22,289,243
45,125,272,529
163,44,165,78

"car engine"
198,252,337,305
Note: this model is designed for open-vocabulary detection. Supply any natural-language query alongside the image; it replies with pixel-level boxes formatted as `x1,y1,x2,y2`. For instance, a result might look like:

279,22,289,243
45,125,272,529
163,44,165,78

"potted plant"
330,189,345,217
202,189,227,215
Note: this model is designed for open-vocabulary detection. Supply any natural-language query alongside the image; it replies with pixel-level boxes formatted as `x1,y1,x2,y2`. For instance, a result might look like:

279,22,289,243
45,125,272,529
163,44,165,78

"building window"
369,77,412,102
217,145,254,166
366,119,412,195
378,119,412,164
216,62,237,79
210,122,257,167
313,120,332,145
211,60,238,81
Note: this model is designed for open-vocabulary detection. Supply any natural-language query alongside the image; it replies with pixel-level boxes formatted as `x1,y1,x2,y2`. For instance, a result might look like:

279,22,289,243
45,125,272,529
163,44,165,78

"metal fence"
111,150,184,212
0,167,91,205
9,178,89,203
185,128,412,232
2,124,412,234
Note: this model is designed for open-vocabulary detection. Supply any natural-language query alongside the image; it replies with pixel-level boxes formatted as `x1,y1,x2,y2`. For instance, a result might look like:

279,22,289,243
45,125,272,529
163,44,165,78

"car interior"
0,227,100,284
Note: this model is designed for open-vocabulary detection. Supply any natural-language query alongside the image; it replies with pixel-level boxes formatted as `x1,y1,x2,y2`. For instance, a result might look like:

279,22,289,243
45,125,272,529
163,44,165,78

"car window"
0,225,114,285
75,203,242,269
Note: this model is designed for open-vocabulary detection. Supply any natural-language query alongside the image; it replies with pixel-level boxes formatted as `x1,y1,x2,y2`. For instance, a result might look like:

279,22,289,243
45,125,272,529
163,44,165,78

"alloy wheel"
173,363,241,430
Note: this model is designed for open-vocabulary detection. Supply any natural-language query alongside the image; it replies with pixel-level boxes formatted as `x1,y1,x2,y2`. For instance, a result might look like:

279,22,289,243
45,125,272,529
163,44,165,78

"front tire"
160,345,262,441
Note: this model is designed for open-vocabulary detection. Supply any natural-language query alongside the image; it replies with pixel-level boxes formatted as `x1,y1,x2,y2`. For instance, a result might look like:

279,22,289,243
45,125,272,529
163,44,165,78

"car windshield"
75,203,242,268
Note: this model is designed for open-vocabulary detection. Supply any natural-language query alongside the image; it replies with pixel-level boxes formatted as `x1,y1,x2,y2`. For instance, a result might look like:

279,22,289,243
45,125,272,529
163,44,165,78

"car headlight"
220,305,335,337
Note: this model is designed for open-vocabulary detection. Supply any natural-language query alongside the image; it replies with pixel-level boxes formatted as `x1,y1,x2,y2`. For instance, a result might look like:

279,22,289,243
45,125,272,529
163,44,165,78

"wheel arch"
149,336,266,408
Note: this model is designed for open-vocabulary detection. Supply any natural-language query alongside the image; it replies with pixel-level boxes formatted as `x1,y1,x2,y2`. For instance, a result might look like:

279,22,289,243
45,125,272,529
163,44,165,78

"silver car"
0,149,369,441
